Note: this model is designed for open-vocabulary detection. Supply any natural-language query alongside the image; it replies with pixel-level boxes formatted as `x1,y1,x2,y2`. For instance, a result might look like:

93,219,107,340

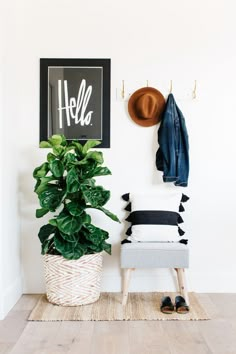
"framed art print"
40,58,111,148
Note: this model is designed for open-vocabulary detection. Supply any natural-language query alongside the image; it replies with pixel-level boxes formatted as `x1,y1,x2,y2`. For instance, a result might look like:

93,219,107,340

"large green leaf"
83,214,91,224
36,208,49,218
79,160,97,179
40,141,52,148
38,224,56,243
86,151,103,164
71,141,83,154
60,135,67,146
92,166,111,177
82,224,109,245
49,160,64,177
35,176,57,194
41,239,54,255
82,140,101,154
64,153,78,168
33,163,49,178
102,241,112,255
59,231,77,243
64,146,76,154
56,213,84,235
66,167,80,193
85,243,100,252
47,152,56,163
84,240,111,254
81,185,110,207
49,218,57,226
80,178,95,188
54,232,84,260
78,151,103,165
48,134,63,146
53,145,65,156
66,201,85,216
92,206,120,222
34,179,41,192
39,186,64,211
80,162,111,179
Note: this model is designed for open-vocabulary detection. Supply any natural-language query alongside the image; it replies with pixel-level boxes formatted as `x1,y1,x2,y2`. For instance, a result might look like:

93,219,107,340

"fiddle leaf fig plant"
33,134,120,260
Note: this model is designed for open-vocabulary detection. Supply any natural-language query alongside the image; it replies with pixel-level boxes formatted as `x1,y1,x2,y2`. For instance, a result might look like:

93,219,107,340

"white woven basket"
43,253,103,306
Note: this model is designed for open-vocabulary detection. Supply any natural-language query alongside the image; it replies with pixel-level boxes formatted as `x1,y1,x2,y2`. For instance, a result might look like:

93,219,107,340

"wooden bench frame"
122,268,189,306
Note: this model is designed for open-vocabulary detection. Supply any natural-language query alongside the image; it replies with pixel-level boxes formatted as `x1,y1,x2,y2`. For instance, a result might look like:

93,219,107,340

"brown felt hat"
128,87,165,127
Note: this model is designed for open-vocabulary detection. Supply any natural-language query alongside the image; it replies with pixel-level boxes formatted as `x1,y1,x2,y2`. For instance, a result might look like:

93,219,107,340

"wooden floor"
0,293,236,354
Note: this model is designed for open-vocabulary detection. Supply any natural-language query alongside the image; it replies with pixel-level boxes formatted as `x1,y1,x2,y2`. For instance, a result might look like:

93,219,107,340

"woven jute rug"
28,292,209,321
28,292,210,321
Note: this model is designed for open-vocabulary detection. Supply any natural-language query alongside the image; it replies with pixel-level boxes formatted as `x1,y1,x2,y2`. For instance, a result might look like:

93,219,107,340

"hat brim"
128,87,165,127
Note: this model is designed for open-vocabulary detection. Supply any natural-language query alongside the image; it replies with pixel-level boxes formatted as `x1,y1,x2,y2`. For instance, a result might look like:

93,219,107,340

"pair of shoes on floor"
160,295,189,314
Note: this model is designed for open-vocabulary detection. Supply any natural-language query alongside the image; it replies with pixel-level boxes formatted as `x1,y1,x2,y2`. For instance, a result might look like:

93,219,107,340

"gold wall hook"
192,80,197,99
121,80,125,99
169,80,173,93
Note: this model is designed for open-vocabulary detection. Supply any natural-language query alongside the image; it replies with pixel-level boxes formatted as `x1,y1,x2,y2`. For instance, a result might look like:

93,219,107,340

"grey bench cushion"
121,242,189,268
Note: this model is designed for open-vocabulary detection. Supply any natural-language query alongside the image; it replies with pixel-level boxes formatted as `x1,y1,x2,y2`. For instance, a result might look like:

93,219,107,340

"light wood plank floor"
0,293,236,354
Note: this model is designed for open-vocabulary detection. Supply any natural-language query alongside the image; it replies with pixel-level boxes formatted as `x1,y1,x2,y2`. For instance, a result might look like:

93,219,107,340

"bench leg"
122,268,134,306
176,268,189,306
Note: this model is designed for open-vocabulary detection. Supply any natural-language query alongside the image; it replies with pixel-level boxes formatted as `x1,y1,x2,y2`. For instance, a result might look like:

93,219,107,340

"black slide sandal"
160,296,174,314
175,295,189,314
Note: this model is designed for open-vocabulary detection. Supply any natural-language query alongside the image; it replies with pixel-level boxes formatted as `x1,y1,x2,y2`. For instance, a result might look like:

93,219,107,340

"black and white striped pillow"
122,192,189,244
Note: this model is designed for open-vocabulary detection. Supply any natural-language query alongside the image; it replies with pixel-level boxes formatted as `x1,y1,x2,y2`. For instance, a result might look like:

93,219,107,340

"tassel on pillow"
125,202,132,211
181,194,190,203
179,239,188,245
179,203,185,212
125,226,132,236
122,193,130,201
121,239,131,244
178,227,185,236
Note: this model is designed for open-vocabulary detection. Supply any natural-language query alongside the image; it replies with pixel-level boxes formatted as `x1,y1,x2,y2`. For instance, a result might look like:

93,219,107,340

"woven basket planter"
43,253,103,306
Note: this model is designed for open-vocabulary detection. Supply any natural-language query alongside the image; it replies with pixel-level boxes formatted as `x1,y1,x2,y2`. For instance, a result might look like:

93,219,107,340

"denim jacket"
156,94,189,187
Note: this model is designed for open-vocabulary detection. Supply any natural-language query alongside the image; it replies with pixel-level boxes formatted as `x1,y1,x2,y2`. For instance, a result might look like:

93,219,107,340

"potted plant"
33,134,119,306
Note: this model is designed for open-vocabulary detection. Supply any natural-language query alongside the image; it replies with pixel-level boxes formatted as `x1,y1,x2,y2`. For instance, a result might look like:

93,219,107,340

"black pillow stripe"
126,210,181,226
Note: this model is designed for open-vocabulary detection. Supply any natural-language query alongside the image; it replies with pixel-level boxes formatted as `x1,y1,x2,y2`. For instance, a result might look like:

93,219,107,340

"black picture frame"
40,58,111,148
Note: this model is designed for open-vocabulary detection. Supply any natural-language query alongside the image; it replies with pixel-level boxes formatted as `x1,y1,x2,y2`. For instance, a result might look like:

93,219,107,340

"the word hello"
57,79,93,128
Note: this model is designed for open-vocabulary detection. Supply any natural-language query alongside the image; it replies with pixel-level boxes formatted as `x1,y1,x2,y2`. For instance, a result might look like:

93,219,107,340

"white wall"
0,5,4,318
2,0,236,302
0,2,22,319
